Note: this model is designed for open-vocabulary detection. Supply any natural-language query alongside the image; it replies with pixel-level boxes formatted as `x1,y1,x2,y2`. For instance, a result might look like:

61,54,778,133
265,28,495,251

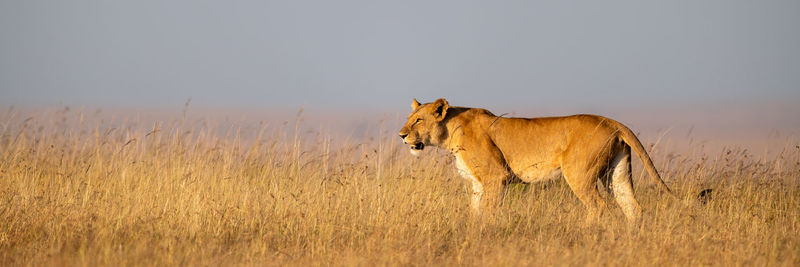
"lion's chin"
409,148,422,157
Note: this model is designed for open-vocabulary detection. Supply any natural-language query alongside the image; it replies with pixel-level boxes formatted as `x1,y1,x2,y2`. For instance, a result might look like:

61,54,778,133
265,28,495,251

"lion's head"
398,98,450,156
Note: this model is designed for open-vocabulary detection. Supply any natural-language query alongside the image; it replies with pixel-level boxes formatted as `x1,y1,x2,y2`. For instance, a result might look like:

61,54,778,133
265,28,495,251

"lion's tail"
610,120,677,199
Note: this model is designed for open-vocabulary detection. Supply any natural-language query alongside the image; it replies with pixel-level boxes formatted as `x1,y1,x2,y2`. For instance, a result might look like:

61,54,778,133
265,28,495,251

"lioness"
398,98,676,224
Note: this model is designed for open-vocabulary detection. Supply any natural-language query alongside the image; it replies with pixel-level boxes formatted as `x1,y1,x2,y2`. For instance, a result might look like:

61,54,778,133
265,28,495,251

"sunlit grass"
1,108,798,266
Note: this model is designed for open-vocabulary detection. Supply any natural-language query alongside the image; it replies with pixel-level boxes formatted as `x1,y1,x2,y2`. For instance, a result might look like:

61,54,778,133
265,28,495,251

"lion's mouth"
410,142,425,150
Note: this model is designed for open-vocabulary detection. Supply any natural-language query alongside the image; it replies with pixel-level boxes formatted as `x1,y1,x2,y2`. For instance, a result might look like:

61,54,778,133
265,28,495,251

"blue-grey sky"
1,1,799,111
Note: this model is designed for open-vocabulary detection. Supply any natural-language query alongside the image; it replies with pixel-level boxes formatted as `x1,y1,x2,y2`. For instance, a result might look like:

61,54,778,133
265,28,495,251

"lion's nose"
399,133,408,139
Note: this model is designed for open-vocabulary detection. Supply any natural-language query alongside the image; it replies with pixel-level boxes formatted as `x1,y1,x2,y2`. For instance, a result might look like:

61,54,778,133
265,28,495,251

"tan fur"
399,98,676,224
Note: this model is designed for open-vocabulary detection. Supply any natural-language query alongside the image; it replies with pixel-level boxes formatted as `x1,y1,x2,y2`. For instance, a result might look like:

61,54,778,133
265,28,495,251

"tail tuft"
697,189,713,205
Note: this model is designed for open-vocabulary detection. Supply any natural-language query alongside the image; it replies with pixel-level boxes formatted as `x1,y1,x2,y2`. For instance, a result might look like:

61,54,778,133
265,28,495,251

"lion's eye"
414,118,422,124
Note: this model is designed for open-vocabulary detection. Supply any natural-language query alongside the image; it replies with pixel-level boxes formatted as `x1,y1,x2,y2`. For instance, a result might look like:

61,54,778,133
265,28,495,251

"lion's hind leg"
610,145,643,225
561,162,607,226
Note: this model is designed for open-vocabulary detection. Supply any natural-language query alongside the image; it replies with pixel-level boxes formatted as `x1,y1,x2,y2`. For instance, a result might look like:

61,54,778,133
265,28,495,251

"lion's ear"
411,98,421,110
432,98,449,121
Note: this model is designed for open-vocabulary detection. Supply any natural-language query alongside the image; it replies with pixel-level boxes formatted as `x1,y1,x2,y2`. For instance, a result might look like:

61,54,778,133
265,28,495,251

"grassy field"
1,108,799,266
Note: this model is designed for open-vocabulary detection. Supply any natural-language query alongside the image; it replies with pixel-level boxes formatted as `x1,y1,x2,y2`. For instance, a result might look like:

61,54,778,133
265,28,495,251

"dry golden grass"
1,108,799,266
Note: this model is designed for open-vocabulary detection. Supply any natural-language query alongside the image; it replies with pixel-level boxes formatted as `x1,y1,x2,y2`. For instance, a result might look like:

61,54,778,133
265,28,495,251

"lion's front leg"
455,150,511,217
468,179,507,217
469,178,484,214
476,179,507,216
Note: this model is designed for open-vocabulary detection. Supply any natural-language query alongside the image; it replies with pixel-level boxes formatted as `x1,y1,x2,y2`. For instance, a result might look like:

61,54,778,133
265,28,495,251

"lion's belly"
520,167,562,183
511,162,562,183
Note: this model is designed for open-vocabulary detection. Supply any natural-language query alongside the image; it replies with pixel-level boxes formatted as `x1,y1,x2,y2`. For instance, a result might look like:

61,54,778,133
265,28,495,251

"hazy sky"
1,1,799,111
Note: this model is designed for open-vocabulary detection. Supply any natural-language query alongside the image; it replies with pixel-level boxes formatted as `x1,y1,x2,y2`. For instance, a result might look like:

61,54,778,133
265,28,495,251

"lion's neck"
438,108,495,152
